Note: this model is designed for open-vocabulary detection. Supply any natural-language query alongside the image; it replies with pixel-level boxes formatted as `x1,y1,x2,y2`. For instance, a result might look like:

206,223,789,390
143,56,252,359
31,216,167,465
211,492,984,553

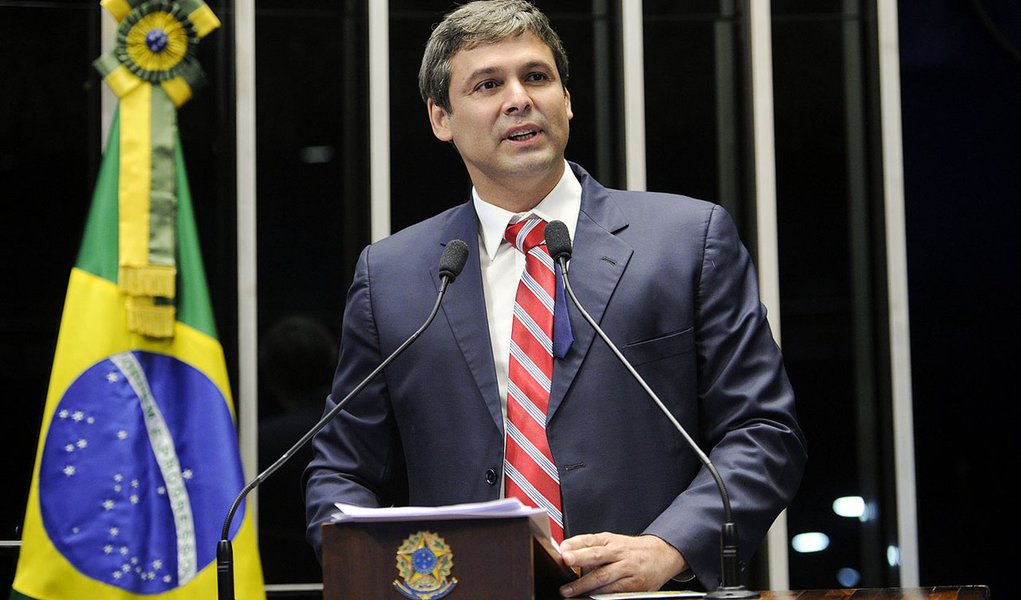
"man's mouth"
507,129,539,141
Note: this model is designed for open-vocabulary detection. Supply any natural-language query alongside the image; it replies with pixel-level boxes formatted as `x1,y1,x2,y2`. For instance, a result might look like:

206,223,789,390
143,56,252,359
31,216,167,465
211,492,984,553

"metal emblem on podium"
393,530,458,599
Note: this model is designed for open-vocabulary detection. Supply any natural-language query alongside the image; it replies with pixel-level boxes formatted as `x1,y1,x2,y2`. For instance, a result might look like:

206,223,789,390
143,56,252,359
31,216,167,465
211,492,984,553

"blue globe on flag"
38,350,245,593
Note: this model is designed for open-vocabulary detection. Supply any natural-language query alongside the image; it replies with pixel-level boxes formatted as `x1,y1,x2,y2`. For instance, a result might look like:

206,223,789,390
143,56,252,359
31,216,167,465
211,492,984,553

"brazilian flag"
11,2,263,595
10,58,263,600
10,111,265,599
13,0,263,597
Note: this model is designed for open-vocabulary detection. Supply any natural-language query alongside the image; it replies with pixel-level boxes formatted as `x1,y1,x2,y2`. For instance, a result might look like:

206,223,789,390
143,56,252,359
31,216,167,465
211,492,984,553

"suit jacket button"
485,468,498,485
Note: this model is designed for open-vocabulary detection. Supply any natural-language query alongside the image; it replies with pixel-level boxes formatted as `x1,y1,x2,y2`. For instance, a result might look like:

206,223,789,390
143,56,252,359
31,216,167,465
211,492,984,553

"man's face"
427,32,573,205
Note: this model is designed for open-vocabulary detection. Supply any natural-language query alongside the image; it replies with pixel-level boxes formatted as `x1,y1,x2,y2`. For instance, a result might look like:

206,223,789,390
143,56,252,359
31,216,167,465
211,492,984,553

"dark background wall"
1,0,1018,596
899,1,1020,596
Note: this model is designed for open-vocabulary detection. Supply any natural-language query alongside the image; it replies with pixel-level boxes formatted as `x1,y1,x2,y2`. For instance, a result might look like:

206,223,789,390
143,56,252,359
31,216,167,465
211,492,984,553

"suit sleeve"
642,204,807,589
302,245,408,561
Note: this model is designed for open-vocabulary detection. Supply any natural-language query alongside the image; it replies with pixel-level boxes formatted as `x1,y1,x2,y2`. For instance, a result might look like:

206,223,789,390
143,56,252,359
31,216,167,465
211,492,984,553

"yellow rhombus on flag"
11,1,265,598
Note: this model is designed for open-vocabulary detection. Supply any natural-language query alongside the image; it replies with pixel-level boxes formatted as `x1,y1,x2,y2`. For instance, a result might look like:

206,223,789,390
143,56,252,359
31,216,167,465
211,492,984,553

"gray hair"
418,0,569,112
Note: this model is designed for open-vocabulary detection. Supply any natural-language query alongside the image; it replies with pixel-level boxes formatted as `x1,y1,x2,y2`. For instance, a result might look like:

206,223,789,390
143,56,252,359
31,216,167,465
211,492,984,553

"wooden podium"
321,515,990,600
321,516,576,599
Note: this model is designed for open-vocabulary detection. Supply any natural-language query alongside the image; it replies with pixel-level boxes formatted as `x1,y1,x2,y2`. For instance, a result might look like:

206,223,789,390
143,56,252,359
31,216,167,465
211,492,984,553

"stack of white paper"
330,498,558,553
331,497,545,523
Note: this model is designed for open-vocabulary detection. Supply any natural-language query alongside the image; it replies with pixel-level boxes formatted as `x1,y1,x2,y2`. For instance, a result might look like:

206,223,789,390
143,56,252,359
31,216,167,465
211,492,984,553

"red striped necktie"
503,217,564,543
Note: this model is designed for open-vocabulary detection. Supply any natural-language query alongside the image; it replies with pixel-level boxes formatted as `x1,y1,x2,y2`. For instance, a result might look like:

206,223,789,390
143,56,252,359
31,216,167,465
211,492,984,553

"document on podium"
331,498,557,547
332,497,544,525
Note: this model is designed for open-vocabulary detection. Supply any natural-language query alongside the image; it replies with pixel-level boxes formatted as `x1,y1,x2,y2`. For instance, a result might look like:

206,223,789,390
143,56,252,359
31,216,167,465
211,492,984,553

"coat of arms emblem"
393,530,458,599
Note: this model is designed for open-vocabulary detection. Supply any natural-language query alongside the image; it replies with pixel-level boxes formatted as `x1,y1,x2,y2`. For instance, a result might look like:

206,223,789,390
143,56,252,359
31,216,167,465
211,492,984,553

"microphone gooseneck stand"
543,221,758,599
216,239,469,600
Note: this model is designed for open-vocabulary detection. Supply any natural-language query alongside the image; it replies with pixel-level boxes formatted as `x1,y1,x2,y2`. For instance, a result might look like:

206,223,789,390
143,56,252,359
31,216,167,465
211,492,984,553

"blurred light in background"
832,495,867,520
837,567,861,587
791,532,830,553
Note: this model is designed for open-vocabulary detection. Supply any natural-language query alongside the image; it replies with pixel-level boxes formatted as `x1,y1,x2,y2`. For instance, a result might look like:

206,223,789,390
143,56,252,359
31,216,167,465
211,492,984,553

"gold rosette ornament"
92,0,220,338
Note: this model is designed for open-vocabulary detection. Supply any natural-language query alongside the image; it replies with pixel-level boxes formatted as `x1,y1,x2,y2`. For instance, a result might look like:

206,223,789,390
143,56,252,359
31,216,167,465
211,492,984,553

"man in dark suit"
304,1,806,596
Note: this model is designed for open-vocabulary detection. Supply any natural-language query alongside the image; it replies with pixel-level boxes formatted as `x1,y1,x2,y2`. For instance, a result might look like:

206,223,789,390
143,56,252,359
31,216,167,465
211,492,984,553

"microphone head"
543,220,573,263
438,239,469,282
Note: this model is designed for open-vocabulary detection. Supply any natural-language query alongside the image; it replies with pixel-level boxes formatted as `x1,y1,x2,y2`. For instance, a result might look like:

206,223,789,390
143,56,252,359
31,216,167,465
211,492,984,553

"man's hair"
419,0,569,112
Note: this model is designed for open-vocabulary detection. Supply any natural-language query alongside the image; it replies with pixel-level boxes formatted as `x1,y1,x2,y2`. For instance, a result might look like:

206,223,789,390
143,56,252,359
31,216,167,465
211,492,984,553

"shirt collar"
473,161,582,261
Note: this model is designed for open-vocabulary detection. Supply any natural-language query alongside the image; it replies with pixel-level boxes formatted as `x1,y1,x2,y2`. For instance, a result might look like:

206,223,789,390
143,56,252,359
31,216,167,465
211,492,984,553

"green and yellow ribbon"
93,0,220,338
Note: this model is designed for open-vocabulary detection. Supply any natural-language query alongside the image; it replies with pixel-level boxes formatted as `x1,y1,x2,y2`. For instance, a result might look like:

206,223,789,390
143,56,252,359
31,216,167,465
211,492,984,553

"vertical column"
621,0,646,191
235,0,259,495
876,0,919,587
369,0,391,241
748,0,789,590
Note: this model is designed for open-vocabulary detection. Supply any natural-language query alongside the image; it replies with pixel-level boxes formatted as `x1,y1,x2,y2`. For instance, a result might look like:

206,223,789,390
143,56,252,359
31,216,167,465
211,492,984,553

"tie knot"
505,217,548,254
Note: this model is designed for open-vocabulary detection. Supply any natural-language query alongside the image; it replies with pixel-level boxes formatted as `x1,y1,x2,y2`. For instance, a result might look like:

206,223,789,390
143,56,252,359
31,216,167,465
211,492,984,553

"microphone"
216,239,470,600
543,221,758,599
439,238,469,281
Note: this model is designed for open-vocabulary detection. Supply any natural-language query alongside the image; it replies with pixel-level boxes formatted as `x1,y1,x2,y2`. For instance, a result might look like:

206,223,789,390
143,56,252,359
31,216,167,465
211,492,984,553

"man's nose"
503,79,532,114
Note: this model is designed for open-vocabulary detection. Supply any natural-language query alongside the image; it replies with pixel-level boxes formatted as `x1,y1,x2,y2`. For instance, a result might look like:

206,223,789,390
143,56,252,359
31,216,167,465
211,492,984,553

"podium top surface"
758,587,990,600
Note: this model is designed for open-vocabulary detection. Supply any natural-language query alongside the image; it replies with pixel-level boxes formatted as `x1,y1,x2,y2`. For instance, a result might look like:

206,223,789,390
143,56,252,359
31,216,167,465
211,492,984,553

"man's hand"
557,532,686,598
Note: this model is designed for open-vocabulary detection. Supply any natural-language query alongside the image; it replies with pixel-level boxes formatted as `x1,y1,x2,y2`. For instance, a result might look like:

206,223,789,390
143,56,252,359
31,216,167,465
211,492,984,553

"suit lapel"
547,165,632,420
430,203,504,431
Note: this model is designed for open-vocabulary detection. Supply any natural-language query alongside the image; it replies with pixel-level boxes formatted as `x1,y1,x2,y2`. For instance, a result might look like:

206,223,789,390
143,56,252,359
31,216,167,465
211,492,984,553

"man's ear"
564,87,574,121
427,99,454,142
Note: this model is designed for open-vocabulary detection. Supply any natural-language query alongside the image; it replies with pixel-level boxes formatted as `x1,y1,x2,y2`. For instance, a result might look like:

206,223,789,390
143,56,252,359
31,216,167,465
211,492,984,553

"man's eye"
526,72,549,82
475,80,498,91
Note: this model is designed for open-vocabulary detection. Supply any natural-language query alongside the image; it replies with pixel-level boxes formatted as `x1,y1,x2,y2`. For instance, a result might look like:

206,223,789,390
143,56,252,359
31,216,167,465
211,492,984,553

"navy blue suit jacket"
303,163,806,590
